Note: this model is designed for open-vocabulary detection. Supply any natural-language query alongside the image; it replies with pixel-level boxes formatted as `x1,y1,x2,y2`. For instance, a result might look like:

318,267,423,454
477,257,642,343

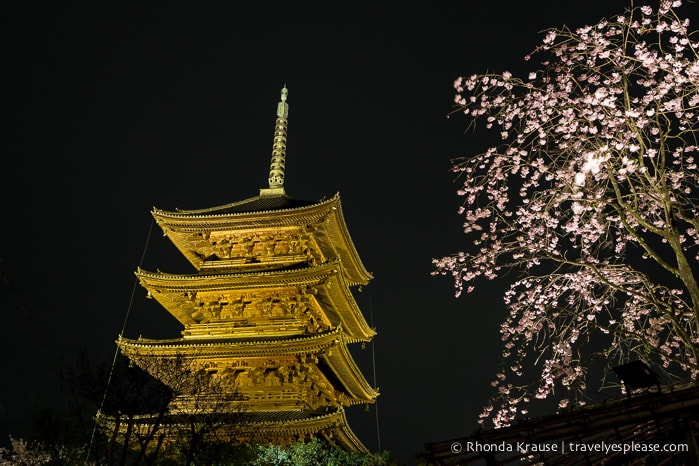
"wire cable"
85,218,154,464
0,260,46,351
369,292,381,453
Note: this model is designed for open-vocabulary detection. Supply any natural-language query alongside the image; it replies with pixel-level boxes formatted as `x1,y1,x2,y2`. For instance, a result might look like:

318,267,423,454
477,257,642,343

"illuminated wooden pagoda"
117,87,378,452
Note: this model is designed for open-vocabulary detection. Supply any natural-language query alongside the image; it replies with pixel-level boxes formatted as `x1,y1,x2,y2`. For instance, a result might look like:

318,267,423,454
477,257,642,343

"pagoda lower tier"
117,328,377,409
98,406,368,454
116,327,376,452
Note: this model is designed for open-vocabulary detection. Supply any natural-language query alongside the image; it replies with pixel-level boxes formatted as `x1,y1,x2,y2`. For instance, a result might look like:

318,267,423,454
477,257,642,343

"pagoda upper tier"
136,260,375,342
151,192,372,286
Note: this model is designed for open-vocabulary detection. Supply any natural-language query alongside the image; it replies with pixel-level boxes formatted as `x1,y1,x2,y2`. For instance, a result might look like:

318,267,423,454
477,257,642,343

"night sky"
3,1,695,463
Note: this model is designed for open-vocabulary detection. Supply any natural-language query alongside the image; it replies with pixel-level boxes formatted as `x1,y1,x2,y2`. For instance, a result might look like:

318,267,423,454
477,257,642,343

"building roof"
417,383,699,465
166,194,319,216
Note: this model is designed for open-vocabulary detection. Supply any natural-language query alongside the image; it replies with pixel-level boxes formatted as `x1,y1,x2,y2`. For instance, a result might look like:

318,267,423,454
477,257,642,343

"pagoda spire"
261,86,289,197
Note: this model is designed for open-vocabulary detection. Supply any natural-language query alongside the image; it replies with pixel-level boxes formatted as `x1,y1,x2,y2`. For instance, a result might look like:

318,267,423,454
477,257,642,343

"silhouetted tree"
61,351,172,465
109,351,245,465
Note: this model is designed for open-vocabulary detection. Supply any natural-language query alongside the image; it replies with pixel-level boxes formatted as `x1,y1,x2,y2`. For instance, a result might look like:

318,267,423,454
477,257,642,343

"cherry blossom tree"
434,0,699,428
0,437,85,466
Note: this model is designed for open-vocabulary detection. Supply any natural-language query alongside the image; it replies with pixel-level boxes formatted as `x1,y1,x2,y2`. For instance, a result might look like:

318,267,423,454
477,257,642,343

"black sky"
3,1,693,463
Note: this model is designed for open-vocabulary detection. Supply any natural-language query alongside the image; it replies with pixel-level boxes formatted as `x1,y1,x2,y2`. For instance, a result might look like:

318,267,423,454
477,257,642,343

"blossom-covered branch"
434,0,699,427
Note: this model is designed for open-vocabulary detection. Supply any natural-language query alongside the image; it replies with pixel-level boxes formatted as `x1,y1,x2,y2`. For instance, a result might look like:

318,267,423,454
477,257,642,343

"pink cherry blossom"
434,0,699,428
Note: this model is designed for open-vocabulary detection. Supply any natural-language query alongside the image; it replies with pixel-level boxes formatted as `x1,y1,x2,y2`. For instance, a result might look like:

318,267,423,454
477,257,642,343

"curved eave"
235,407,369,453
117,326,344,357
152,193,373,286
317,268,376,343
152,194,335,230
137,259,339,288
136,261,375,342
321,333,379,403
117,328,378,403
157,194,324,216
322,196,373,286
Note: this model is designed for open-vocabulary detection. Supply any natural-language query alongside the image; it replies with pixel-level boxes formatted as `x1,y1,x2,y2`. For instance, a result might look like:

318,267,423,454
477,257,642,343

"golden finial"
277,85,288,119
261,85,288,197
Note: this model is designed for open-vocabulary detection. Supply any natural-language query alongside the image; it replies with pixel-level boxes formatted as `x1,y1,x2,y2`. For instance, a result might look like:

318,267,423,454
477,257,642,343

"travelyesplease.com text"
451,440,689,455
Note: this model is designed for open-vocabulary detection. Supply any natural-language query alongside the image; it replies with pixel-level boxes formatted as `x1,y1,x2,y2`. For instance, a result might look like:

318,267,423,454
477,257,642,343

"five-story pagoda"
116,87,378,452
